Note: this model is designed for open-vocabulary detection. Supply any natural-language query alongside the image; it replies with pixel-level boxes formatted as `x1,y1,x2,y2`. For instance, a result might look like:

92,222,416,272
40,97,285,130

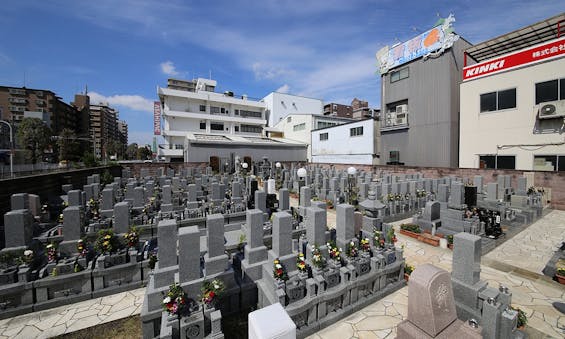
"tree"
57,128,79,162
105,139,124,160
16,118,52,164
138,146,152,160
126,143,138,160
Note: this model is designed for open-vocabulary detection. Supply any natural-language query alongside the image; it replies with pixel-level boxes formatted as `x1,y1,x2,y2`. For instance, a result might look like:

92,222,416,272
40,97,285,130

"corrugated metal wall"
380,38,471,168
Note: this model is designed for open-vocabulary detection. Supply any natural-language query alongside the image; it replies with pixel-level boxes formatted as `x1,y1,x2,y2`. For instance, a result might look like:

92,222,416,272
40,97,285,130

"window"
479,155,515,169
199,121,206,129
210,106,220,114
535,78,565,104
199,105,206,112
210,122,224,131
239,110,262,118
287,116,292,122
234,126,239,132
317,121,337,129
534,155,565,171
390,67,409,83
240,124,261,133
350,126,363,136
293,123,306,131
319,133,328,141
480,88,516,112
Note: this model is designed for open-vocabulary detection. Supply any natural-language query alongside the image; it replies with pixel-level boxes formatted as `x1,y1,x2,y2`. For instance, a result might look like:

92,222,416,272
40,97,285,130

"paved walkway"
307,210,565,339
1,201,564,338
0,288,145,339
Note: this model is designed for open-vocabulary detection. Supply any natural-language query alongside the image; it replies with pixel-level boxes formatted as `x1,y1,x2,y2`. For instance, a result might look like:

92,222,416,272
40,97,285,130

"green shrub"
400,223,421,233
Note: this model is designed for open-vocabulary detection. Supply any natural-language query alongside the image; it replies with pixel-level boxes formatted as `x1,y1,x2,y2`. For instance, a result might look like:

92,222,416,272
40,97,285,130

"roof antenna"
85,84,88,95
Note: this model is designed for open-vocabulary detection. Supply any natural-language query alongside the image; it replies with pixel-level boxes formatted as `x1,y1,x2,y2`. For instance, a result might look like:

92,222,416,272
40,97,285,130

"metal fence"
0,163,62,179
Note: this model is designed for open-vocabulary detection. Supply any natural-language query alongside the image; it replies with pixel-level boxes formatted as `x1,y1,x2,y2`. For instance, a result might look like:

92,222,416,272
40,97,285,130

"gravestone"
242,209,268,280
3,210,33,248
204,214,228,275
397,264,482,339
269,211,295,271
10,193,29,211
63,206,83,241
114,202,130,234
279,188,289,211
178,226,201,282
68,190,83,207
335,204,354,249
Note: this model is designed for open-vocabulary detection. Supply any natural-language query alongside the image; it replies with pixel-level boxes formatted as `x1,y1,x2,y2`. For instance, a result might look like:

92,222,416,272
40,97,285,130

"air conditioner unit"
538,100,565,119
396,104,408,113
396,116,407,125
386,119,393,126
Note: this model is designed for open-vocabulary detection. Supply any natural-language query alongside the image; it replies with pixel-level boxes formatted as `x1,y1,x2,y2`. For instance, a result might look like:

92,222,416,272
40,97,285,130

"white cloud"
275,84,290,94
88,91,154,113
160,61,180,76
252,62,294,80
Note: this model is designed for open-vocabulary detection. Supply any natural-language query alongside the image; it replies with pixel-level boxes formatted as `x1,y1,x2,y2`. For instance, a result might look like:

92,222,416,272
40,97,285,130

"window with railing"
317,121,337,129
319,132,328,141
238,110,262,118
240,124,262,133
293,123,306,131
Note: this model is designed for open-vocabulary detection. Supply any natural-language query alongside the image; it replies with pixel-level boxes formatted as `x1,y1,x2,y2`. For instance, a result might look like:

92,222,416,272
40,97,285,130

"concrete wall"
184,142,307,163
380,38,472,167
263,92,323,127
0,165,122,244
460,56,565,170
311,119,378,165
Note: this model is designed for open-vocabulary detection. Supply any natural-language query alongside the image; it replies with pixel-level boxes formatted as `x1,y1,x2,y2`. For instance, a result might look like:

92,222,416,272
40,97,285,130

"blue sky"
0,1,561,145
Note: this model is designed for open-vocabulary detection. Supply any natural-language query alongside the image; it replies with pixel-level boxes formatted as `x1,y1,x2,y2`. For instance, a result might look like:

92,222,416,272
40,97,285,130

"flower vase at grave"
274,279,286,290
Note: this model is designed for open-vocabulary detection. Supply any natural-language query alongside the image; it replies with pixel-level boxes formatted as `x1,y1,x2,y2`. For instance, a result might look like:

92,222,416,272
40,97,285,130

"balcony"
158,144,184,157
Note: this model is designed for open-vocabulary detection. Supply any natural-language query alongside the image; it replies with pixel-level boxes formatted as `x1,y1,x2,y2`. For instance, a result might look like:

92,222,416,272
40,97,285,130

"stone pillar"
204,214,228,275
178,226,201,282
336,204,354,250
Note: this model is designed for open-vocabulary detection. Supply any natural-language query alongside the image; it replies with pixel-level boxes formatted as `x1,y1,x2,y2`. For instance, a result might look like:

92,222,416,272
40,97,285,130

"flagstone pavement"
0,201,563,338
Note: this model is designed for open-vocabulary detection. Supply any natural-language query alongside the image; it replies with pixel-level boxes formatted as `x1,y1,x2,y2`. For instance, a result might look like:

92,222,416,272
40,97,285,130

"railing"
0,163,61,179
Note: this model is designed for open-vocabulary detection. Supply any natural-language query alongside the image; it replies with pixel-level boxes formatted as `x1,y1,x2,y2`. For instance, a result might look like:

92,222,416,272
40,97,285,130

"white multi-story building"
269,114,354,161
158,78,266,162
460,14,565,171
262,92,323,127
311,118,380,165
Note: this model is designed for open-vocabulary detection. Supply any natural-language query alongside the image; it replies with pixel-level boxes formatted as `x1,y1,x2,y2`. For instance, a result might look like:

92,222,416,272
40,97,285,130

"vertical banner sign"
153,101,161,135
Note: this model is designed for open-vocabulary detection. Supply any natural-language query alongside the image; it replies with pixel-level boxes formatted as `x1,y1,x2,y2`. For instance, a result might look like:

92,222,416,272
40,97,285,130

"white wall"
263,92,323,127
460,57,565,170
311,119,376,165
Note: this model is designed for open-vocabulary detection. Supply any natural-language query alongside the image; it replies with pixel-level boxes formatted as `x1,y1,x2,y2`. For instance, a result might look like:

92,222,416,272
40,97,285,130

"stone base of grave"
152,264,178,289
100,209,114,218
204,254,229,276
397,318,482,339
57,240,79,257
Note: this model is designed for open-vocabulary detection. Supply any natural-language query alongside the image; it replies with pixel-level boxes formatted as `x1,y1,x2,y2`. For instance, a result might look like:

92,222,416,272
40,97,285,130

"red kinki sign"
463,37,565,81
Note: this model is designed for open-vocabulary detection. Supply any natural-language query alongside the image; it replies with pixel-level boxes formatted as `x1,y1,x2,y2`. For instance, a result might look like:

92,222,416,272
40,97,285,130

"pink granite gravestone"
397,264,482,339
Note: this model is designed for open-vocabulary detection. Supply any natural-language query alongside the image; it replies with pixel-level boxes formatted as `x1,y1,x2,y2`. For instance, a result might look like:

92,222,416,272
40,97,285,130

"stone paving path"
484,210,565,275
0,288,145,339
307,210,565,339
1,199,564,338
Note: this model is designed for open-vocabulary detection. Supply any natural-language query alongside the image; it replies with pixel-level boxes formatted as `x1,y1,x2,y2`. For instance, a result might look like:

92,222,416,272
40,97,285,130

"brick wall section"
121,162,208,178
312,163,565,211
